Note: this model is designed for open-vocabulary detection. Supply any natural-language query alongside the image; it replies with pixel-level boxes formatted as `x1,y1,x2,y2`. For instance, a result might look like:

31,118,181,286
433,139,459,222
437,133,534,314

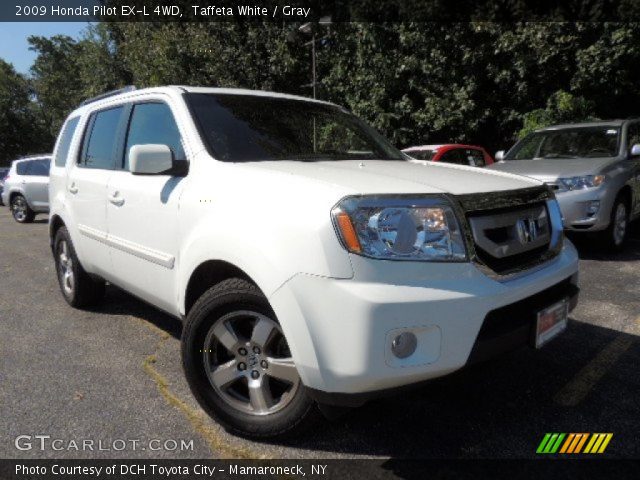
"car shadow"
269,320,639,460
92,282,639,460
90,284,183,340
568,221,640,261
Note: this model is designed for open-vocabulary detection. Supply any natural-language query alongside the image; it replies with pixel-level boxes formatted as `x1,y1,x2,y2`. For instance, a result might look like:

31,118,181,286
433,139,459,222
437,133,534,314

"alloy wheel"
58,240,75,296
203,311,300,416
11,197,27,222
613,203,627,246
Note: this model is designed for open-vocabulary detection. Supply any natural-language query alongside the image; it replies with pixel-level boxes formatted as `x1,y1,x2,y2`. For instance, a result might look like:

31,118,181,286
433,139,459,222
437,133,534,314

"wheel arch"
183,260,257,316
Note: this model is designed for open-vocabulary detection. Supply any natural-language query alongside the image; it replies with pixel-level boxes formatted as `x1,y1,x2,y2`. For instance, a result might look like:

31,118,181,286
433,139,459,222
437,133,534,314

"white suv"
49,86,580,438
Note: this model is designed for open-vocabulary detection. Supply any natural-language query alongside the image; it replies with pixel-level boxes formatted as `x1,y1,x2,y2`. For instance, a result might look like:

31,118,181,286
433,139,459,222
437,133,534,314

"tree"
0,60,51,165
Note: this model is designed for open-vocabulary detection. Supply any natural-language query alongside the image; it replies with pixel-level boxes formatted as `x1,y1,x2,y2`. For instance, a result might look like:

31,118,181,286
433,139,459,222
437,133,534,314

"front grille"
454,186,561,277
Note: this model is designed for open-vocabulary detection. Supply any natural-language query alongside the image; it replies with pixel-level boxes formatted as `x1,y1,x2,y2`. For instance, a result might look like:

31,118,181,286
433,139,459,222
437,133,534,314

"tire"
181,278,321,439
53,227,106,308
10,194,35,223
600,197,629,252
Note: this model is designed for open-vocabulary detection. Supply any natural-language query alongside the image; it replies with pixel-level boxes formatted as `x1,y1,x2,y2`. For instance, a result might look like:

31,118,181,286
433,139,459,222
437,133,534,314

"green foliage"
519,91,596,138
0,60,51,165
7,21,640,161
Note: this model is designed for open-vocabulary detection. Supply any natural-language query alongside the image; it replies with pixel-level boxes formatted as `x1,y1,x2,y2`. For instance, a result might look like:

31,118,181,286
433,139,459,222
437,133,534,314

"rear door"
105,99,188,315
66,105,127,276
22,158,51,209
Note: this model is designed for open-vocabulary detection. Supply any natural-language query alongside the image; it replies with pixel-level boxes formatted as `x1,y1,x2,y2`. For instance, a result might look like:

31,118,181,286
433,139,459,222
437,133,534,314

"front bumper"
556,187,613,231
269,241,579,401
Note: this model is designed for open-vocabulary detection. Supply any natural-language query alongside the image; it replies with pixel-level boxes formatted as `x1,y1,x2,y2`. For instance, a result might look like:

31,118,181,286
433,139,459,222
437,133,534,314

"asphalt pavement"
1,211,638,460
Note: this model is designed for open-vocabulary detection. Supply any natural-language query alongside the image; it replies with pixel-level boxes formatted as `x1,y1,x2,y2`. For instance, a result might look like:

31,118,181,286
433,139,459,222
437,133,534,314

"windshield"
506,127,620,160
186,93,404,162
405,149,436,161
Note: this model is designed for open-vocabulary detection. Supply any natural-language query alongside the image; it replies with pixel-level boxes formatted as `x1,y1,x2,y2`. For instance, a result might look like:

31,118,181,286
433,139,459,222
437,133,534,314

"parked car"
50,86,579,438
0,167,9,205
402,144,494,167
1,156,52,223
489,120,640,250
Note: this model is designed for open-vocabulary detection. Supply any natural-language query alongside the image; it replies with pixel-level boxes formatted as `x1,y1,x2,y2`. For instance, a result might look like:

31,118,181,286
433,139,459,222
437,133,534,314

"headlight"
559,175,605,190
331,196,467,261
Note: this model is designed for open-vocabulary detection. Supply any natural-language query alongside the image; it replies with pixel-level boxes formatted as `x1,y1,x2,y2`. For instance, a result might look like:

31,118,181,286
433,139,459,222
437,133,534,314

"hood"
239,159,541,196
488,157,618,183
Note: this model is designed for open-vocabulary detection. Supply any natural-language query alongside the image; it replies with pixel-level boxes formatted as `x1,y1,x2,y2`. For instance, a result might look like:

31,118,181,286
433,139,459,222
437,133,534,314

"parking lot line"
141,327,266,460
553,335,633,406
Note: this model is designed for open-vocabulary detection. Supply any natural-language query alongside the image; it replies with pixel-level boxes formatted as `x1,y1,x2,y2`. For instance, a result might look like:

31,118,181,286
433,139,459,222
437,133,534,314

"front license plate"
535,299,569,349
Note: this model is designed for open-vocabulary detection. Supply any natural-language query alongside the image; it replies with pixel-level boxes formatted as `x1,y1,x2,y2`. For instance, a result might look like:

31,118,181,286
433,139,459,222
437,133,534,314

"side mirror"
495,150,505,162
129,144,184,175
630,144,640,157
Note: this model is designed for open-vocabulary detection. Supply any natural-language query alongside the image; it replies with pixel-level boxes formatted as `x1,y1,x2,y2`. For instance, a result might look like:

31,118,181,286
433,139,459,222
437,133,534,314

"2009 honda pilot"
49,86,579,438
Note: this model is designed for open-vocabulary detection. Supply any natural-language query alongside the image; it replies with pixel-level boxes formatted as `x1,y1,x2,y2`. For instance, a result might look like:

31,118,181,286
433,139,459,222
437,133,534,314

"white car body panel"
49,86,580,395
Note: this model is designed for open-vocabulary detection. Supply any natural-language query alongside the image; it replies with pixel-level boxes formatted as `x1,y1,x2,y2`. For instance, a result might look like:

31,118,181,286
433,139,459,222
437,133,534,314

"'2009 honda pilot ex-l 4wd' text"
49,86,579,438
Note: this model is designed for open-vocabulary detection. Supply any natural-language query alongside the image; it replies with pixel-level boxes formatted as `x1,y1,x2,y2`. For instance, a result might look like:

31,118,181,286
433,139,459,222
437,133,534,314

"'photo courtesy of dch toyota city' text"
0,1,639,479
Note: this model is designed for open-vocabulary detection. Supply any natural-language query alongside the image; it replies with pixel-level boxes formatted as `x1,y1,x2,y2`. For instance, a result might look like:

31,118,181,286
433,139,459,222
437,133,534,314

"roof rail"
80,86,137,106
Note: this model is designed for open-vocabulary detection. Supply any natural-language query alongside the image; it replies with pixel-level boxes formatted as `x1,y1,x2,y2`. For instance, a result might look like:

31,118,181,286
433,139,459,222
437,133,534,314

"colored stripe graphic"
538,433,613,454
574,433,589,453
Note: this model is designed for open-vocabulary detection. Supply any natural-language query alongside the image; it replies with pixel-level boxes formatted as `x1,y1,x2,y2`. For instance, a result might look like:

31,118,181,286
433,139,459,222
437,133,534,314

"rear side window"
124,102,185,170
16,162,29,175
408,150,435,161
80,106,125,170
17,159,50,176
54,116,80,167
28,159,51,176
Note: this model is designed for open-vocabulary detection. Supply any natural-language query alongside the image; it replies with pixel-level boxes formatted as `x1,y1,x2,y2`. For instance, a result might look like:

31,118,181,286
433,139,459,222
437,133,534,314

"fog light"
586,200,600,217
391,332,417,359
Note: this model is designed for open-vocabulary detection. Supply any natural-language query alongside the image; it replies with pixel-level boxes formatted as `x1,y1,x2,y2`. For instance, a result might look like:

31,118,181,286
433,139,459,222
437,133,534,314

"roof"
14,154,52,162
402,144,486,152
539,119,635,131
72,85,337,116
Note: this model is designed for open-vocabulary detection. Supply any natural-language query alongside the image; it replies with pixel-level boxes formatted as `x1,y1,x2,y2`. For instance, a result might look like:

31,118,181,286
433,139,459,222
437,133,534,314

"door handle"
68,183,78,194
108,191,125,206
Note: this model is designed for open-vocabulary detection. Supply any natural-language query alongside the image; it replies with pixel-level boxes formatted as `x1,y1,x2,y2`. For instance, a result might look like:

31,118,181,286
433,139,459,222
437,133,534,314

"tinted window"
408,150,435,161
186,93,403,162
81,106,124,169
17,159,50,176
439,149,466,165
507,127,620,160
28,159,51,176
124,102,184,170
16,162,29,175
54,116,80,167
464,149,485,167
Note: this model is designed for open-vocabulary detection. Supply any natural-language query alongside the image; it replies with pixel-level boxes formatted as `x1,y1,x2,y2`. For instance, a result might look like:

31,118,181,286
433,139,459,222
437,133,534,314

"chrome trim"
448,186,563,281
78,224,175,269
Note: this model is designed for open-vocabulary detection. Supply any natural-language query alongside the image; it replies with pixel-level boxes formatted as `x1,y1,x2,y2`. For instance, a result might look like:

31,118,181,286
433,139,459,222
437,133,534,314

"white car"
49,86,579,438
2,156,52,223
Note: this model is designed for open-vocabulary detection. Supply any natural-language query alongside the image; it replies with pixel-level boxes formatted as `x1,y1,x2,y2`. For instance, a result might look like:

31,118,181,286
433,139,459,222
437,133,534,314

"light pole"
298,16,332,99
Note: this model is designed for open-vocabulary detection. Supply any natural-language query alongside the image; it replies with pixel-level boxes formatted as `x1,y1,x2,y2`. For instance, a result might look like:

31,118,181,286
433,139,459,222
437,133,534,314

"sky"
0,22,89,74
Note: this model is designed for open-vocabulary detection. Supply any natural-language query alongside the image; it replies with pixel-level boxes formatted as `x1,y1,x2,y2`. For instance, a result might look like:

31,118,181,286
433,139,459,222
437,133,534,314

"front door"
106,100,188,315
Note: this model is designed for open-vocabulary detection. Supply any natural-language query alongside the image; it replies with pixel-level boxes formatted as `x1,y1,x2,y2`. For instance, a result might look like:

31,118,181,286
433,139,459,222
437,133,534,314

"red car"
402,144,494,167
